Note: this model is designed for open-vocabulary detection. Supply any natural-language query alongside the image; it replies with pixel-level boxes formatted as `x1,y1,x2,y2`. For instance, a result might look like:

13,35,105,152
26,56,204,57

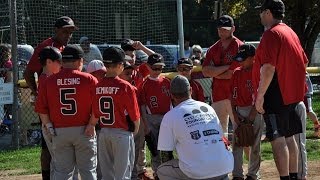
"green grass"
0,94,319,175
0,146,41,175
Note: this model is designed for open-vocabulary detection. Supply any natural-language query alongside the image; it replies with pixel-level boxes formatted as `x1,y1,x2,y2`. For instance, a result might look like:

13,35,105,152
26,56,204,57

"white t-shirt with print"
158,99,234,179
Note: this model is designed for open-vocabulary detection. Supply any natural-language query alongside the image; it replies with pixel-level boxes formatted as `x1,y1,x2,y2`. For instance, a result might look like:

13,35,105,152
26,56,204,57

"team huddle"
23,0,319,180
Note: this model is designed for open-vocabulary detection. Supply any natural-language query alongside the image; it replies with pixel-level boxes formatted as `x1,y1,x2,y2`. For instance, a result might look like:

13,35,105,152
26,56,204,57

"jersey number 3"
99,96,115,125
60,88,77,115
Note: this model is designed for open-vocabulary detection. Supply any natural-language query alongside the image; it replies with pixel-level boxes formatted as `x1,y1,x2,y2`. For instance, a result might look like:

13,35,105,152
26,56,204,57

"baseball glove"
234,119,255,147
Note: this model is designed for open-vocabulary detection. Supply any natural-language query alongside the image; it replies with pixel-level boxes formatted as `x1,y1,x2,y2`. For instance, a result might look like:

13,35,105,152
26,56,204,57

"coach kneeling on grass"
157,75,234,180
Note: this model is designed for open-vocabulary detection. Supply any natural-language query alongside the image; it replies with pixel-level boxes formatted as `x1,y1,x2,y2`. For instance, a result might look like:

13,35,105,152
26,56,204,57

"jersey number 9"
99,96,115,125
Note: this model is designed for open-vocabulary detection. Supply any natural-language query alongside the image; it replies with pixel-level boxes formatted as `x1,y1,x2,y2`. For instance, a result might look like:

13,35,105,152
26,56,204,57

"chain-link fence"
0,0,320,150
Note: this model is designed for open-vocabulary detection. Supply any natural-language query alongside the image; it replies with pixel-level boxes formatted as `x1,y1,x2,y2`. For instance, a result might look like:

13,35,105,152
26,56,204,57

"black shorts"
263,104,302,141
263,72,302,141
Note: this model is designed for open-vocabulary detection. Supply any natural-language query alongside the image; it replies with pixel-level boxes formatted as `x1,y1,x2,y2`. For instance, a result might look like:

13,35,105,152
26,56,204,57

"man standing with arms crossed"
254,0,308,179
202,15,243,134
36,45,98,180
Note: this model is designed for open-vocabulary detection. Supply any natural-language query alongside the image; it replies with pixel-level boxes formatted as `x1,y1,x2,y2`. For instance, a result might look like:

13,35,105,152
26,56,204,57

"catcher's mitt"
234,119,255,147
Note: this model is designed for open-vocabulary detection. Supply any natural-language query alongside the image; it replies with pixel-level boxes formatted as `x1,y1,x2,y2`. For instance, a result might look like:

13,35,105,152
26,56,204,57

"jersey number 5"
99,96,115,125
60,88,77,115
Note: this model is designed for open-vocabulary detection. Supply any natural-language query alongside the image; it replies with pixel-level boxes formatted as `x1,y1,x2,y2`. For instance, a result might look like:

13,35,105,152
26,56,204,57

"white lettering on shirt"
96,87,120,95
57,78,81,86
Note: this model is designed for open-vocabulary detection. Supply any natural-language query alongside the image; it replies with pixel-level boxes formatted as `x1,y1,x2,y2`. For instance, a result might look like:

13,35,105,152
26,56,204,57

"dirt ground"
0,160,319,180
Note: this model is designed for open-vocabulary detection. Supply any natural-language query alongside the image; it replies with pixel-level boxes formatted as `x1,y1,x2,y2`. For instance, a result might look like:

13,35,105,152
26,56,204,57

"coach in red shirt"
202,15,243,134
254,0,308,179
24,16,77,97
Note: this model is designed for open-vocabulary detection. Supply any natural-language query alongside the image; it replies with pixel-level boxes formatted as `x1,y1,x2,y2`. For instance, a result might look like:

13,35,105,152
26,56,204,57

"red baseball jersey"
139,76,171,115
35,73,49,118
253,23,308,105
190,79,205,102
26,38,64,75
35,68,98,128
93,76,140,130
132,63,150,87
231,67,254,107
203,37,243,102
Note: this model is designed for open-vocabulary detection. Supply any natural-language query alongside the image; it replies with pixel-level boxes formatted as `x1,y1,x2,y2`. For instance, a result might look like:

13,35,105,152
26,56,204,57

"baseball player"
91,47,140,180
36,45,98,180
202,15,243,134
35,46,62,180
86,59,107,81
139,53,171,178
121,39,154,87
24,16,77,98
176,57,205,102
231,44,263,180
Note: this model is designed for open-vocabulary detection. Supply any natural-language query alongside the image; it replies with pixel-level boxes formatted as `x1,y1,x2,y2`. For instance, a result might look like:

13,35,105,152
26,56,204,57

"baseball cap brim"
178,63,193,67
219,26,232,30
233,55,246,62
152,62,166,66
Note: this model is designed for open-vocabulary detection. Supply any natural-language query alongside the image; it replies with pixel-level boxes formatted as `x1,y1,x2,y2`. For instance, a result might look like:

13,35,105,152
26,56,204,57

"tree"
184,0,319,64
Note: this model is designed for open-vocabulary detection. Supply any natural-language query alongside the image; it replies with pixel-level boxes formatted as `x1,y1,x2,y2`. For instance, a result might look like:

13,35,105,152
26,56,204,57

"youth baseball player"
231,44,263,180
35,46,62,180
176,57,205,102
36,45,98,180
91,47,140,180
139,53,171,178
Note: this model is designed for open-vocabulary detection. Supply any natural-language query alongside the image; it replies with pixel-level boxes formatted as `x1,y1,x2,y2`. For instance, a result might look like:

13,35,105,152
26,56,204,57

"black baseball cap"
121,39,136,51
55,16,78,29
257,0,285,15
217,15,234,30
103,46,125,64
39,46,62,62
61,45,84,61
147,53,165,66
177,58,193,67
233,44,256,62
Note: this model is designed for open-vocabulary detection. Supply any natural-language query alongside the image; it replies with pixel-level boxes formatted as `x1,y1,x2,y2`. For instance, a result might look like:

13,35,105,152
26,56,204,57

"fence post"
10,0,20,149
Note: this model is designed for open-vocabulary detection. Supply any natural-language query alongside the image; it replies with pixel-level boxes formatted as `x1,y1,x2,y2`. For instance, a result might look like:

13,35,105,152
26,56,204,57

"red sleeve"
259,31,280,66
195,81,205,102
26,44,45,74
35,77,49,114
125,85,141,121
138,63,150,78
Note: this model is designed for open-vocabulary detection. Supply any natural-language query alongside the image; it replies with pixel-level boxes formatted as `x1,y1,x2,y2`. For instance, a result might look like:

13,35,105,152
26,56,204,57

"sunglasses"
193,50,201,53
177,67,192,72
151,67,163,71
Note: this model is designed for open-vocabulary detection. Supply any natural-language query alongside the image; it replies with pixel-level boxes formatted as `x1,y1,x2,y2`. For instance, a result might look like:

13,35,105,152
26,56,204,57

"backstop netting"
0,0,178,149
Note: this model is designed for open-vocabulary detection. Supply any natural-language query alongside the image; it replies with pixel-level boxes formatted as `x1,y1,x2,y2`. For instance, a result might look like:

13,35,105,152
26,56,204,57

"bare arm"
215,69,233,79
133,119,140,136
255,63,275,114
133,41,155,56
84,113,100,137
39,113,51,125
5,71,13,83
24,69,38,96
202,65,230,78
